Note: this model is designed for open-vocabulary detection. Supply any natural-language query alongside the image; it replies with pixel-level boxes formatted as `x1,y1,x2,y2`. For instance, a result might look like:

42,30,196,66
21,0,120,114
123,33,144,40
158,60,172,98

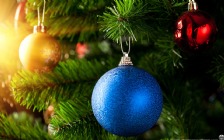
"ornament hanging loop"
188,0,198,11
34,0,46,33
120,37,131,55
119,37,133,66
42,0,46,25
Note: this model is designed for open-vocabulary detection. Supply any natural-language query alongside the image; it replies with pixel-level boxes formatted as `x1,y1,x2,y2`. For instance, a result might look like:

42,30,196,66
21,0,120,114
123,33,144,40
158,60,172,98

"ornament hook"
119,37,133,66
34,0,47,33
188,0,198,10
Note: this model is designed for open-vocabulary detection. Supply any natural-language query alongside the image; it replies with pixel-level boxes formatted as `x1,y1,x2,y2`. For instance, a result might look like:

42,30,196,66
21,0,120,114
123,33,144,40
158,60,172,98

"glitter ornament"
174,0,217,52
19,25,61,72
91,52,163,136
19,0,61,72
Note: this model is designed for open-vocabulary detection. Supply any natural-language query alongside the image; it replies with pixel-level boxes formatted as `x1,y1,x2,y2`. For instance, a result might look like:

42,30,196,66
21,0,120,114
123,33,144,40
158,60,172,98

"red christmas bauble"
14,0,27,30
75,42,89,58
174,10,217,52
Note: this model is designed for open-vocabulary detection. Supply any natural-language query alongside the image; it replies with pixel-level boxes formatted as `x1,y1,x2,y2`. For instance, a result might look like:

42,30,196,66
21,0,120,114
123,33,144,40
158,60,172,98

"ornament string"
37,7,40,25
120,37,131,55
188,0,198,10
42,0,46,25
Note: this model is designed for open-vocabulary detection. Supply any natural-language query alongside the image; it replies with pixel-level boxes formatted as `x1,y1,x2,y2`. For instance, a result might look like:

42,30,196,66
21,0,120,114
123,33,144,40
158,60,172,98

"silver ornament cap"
119,53,133,66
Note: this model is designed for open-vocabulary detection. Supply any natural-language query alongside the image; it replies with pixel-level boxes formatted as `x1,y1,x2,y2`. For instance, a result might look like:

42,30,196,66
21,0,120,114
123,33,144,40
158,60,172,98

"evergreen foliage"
1,0,224,139
0,112,51,139
10,58,116,111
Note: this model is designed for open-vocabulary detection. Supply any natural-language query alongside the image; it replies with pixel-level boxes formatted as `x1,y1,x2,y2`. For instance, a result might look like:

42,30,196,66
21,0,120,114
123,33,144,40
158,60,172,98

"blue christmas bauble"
91,66,163,136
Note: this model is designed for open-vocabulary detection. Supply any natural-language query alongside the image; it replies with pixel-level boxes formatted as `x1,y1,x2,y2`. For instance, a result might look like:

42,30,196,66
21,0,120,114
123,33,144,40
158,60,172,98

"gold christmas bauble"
19,32,61,72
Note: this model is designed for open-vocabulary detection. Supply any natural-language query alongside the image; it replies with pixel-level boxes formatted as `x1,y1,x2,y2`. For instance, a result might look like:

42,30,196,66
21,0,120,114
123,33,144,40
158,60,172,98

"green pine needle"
99,0,149,41
10,58,115,111
49,100,102,139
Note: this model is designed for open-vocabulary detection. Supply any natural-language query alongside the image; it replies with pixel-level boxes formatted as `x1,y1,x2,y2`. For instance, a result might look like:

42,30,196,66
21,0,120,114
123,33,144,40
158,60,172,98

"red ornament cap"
174,10,217,52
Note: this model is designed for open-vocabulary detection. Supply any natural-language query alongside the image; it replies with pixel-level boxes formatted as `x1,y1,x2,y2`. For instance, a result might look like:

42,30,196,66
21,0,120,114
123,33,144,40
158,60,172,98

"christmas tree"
0,0,224,139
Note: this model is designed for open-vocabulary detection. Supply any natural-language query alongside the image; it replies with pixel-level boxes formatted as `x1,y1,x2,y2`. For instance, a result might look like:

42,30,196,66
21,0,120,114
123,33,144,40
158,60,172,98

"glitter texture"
91,66,163,136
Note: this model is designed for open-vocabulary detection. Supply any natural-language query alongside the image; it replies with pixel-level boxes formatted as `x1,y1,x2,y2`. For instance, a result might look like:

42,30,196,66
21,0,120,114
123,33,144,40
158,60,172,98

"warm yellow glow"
0,1,31,74
0,33,7,42
0,0,17,22
0,24,18,73
19,34,30,68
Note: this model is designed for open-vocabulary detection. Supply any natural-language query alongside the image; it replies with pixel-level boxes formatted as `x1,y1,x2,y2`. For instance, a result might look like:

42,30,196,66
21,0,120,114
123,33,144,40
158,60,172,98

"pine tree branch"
137,33,183,80
45,16,98,40
0,113,51,140
10,59,116,111
49,100,103,139
160,78,205,139
25,0,186,42
98,0,186,42
210,55,224,86
207,38,224,87
99,0,148,41
27,11,99,41
26,0,112,41
27,0,111,16
49,100,136,140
